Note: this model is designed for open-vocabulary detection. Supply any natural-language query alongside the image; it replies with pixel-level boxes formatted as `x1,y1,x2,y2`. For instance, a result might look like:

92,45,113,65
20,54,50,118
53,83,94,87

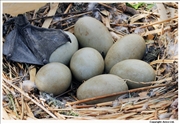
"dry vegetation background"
2,2,178,120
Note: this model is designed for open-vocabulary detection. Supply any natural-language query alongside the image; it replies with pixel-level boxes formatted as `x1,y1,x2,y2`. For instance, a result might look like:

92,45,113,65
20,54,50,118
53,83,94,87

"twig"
63,25,74,31
96,101,114,107
150,59,178,65
68,83,173,106
57,11,92,22
3,78,58,119
70,94,79,101
116,112,136,119
51,11,92,26
49,108,117,112
125,77,172,85
73,105,95,109
29,11,92,21
139,16,178,29
42,3,59,28
108,27,126,36
20,83,24,120
55,88,75,98
99,3,122,13
154,109,159,120
64,3,72,14
110,23,137,28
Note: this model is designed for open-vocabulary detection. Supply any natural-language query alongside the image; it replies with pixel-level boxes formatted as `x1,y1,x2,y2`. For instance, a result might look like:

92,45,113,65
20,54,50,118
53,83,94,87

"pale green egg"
49,31,79,65
110,59,155,89
77,74,128,104
70,47,104,82
35,62,72,95
105,34,146,72
74,16,114,55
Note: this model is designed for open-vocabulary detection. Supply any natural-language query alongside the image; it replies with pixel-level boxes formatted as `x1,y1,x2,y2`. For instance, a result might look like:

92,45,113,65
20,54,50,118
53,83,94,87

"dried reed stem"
139,16,178,28
3,78,58,119
68,83,172,106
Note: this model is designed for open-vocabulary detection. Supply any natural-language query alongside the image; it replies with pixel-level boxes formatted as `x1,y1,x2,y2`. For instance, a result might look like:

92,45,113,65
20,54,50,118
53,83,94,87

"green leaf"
126,2,145,10
146,3,155,10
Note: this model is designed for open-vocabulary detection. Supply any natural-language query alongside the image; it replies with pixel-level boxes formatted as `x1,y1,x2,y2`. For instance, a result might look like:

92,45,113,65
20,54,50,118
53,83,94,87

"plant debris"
2,2,178,120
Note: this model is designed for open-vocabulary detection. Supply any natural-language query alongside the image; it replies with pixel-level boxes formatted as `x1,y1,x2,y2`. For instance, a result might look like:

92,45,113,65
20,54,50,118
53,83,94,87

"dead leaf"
25,102,38,119
147,34,154,40
110,31,121,41
129,14,149,24
141,29,162,36
156,3,168,20
138,91,148,97
100,10,110,17
29,66,36,82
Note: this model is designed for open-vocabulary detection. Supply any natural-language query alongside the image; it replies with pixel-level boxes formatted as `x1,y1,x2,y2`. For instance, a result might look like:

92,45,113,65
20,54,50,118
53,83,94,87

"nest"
2,2,178,120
